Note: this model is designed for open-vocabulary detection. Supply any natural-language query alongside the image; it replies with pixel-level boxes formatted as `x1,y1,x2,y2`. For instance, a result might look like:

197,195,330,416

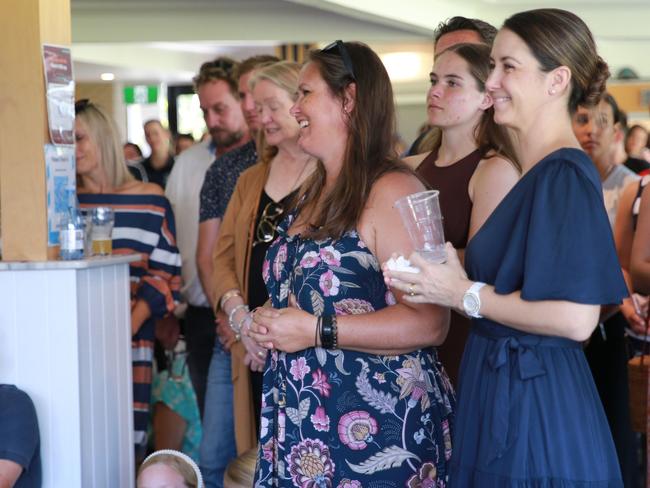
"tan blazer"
212,161,270,455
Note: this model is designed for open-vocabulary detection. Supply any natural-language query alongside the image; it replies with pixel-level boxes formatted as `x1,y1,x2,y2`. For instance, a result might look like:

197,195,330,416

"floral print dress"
255,210,456,487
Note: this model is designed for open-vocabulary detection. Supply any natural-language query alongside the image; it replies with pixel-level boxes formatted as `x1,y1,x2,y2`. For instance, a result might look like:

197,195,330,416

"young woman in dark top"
404,43,520,384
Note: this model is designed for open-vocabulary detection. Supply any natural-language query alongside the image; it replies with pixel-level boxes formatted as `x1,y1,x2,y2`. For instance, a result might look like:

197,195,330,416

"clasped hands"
216,310,267,372
247,294,317,354
382,242,472,311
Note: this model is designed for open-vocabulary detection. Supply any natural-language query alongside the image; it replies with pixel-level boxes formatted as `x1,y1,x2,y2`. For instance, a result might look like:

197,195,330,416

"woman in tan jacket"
211,61,315,454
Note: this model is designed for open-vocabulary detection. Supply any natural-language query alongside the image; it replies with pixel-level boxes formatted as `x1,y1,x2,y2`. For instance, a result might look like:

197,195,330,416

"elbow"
567,325,593,343
566,314,599,342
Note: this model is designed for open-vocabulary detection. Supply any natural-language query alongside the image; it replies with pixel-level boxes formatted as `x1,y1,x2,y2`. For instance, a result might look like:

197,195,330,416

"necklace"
272,154,312,197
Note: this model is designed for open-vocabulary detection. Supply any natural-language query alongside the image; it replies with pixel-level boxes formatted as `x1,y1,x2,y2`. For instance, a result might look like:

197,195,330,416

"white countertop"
0,254,141,270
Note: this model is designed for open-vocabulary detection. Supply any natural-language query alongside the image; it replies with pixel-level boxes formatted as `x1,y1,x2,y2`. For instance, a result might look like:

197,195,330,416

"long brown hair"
446,43,520,172
299,41,411,240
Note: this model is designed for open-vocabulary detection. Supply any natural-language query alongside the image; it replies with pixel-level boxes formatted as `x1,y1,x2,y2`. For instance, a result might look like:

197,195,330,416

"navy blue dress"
451,149,627,486
255,210,456,487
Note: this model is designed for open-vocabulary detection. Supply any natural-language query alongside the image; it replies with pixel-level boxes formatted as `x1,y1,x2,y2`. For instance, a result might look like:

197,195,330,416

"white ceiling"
71,0,650,84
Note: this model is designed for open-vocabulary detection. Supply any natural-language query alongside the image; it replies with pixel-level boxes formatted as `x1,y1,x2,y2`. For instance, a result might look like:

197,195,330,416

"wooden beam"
0,0,71,261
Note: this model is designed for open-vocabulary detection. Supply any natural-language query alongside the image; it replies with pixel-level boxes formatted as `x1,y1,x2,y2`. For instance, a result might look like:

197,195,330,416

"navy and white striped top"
78,193,182,317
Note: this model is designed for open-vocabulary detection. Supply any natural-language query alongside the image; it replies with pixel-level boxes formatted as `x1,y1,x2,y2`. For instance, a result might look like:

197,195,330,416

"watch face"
463,293,479,315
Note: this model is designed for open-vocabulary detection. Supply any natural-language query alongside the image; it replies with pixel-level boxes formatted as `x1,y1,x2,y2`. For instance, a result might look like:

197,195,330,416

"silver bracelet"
228,304,249,339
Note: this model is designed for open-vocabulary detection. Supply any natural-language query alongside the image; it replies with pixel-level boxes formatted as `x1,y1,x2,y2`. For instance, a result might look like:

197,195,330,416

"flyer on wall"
45,144,76,246
42,44,75,146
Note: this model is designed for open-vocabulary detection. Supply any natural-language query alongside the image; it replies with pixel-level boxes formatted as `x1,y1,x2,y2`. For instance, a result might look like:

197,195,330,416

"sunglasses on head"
75,98,91,114
322,40,356,81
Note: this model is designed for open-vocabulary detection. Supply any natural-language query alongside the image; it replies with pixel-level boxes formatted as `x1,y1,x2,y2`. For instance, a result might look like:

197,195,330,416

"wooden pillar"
0,0,71,261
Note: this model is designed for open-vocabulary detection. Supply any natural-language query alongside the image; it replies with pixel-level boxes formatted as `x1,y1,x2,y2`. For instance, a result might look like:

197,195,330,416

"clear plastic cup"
91,207,114,256
394,190,446,263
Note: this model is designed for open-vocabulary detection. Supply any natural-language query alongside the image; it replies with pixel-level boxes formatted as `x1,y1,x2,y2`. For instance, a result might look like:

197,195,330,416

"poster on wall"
42,44,75,146
45,144,76,246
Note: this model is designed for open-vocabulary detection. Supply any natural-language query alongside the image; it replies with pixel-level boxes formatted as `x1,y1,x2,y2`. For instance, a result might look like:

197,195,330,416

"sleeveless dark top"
416,148,482,249
416,148,482,387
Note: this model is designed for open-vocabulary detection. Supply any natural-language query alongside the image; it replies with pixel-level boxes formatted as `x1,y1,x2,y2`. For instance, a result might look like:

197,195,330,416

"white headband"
142,449,204,488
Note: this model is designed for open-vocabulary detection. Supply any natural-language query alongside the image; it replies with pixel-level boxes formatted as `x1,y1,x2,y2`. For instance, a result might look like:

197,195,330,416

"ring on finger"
257,350,265,358
408,283,416,296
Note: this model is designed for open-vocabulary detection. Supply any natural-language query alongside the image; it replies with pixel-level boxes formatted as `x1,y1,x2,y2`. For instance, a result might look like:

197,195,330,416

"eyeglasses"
75,98,90,114
254,201,285,247
322,40,356,81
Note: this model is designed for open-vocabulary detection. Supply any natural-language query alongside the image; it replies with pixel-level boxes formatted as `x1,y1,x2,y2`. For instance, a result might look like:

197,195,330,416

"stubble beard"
211,128,244,148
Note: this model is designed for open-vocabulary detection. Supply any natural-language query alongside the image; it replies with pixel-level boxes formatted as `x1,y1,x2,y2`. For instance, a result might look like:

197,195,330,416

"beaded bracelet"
331,315,338,349
228,304,249,341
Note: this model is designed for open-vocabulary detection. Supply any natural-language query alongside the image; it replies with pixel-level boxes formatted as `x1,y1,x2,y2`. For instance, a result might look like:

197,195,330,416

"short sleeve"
0,385,40,469
199,159,220,222
494,156,628,305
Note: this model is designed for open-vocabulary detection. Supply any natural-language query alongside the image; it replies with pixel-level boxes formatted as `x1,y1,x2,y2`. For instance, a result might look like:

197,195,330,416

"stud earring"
549,89,556,95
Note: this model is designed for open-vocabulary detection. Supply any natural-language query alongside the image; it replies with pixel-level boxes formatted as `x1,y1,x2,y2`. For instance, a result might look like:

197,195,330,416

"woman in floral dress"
249,41,455,487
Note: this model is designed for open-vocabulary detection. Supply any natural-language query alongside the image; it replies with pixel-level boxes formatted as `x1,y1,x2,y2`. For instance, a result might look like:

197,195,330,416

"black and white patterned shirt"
199,140,257,222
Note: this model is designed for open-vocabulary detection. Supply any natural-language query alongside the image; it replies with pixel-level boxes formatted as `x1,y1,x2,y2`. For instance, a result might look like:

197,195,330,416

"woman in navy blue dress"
249,42,455,486
385,9,627,486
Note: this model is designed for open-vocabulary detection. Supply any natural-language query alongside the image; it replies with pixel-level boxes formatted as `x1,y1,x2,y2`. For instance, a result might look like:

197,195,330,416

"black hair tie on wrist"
321,315,337,349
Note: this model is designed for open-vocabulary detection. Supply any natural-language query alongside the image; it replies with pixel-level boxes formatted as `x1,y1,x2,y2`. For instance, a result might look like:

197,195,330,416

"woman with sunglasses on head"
404,42,520,386
212,61,316,449
75,101,182,460
249,42,454,486
385,9,626,486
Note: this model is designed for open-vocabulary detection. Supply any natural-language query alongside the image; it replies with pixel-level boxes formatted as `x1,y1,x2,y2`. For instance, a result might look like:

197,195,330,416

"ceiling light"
100,72,115,81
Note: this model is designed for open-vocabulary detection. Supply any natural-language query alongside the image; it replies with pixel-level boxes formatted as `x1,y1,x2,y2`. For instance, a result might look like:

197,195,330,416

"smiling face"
427,50,491,132
486,29,551,130
253,78,300,147
75,117,101,176
289,62,349,162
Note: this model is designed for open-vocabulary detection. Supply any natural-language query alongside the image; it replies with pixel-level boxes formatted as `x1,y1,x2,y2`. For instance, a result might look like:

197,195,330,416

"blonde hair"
137,450,202,488
76,102,134,188
248,61,302,166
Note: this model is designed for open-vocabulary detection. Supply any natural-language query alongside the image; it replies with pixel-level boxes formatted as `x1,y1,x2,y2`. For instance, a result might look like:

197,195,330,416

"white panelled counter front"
0,255,139,488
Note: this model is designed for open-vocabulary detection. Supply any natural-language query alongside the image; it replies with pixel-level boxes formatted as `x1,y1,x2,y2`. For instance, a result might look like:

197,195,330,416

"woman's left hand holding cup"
383,242,471,310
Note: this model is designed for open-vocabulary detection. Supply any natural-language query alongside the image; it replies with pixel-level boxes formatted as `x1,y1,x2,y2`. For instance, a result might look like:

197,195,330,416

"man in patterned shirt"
197,54,278,488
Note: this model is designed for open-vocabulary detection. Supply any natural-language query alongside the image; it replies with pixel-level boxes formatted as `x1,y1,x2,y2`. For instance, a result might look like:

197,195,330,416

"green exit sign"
123,85,158,104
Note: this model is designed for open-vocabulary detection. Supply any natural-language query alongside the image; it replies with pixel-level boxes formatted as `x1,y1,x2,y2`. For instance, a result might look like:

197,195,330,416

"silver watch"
462,282,486,318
